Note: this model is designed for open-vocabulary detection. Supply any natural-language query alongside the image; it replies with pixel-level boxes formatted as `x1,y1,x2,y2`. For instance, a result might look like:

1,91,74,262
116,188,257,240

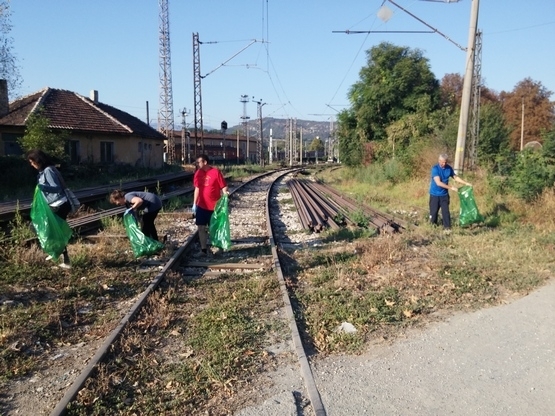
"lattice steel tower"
158,0,175,164
192,32,205,154
467,30,483,171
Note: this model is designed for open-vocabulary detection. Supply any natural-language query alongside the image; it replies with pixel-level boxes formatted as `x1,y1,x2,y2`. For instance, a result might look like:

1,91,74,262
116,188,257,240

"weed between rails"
67,271,283,415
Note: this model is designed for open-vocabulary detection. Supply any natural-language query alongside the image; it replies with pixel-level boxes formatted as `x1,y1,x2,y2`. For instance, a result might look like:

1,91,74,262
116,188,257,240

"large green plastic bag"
458,185,484,227
30,186,72,259
123,212,164,258
209,195,231,251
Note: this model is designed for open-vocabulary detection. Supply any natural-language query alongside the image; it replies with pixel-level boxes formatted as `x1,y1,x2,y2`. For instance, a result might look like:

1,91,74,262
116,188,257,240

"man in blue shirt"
429,154,472,230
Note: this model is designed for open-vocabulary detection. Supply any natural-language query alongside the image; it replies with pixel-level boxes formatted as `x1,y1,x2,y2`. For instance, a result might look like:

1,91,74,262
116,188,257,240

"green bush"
510,150,555,202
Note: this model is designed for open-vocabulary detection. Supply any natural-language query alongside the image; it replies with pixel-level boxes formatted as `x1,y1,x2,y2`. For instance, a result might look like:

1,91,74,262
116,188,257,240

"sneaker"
58,263,71,270
45,255,54,261
443,229,452,235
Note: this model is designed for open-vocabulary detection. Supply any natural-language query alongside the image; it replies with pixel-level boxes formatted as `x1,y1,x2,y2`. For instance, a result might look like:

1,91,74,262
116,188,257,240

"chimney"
90,89,98,104
0,79,9,117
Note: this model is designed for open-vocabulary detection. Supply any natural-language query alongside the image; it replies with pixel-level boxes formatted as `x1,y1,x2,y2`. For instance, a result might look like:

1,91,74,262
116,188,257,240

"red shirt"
193,166,227,210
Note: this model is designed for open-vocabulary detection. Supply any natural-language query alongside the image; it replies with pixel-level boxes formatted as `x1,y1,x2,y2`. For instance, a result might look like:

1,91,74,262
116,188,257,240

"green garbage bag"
209,195,231,251
30,186,72,259
458,185,484,227
123,212,164,258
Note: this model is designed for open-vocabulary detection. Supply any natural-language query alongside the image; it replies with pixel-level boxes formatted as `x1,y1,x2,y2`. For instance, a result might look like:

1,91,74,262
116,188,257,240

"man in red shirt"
193,154,229,255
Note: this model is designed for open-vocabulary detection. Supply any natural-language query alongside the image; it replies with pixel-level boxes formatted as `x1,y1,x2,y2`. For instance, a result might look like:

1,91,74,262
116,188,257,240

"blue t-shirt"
429,163,454,196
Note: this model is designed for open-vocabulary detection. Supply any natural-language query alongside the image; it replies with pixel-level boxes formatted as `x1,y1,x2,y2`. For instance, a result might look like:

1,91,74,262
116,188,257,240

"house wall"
0,129,164,168
79,133,164,168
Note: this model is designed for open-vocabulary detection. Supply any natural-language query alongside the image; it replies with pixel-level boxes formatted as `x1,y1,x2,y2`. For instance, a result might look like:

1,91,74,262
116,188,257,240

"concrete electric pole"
454,0,480,174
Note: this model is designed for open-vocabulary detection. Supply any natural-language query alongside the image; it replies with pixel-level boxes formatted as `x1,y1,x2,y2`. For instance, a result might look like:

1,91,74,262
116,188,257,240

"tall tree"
440,73,500,112
477,102,510,166
0,1,21,96
307,137,324,152
500,78,554,150
337,42,440,166
439,73,464,111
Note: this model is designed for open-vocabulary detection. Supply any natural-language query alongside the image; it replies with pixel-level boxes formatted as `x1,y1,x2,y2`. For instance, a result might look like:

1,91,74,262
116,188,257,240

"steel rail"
48,168,295,415
295,180,330,230
49,233,197,416
293,181,326,231
295,179,342,230
266,173,327,416
289,183,313,230
289,180,317,230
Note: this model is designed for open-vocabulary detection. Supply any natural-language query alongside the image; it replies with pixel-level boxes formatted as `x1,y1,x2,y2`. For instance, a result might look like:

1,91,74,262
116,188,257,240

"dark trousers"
54,202,71,263
142,211,159,241
429,195,451,229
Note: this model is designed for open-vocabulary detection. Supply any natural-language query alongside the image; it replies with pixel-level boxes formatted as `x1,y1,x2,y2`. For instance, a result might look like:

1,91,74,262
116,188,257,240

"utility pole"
269,128,273,164
289,118,293,166
300,127,303,165
180,108,188,165
253,98,266,166
454,0,480,174
240,95,250,163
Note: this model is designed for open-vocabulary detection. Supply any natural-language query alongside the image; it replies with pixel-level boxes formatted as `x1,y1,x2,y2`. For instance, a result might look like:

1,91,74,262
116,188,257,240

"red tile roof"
0,88,166,141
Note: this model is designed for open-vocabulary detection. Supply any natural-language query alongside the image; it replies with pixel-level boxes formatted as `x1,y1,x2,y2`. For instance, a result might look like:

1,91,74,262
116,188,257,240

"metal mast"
158,0,175,164
240,95,250,162
467,30,482,170
192,32,204,155
253,98,266,166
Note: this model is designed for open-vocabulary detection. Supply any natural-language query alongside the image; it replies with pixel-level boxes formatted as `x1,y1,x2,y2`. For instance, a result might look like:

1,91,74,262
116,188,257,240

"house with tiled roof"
0,81,166,168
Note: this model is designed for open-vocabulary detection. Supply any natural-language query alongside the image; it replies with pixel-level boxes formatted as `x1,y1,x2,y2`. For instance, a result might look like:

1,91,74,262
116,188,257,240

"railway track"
36,168,326,415
0,171,193,224
3,167,407,415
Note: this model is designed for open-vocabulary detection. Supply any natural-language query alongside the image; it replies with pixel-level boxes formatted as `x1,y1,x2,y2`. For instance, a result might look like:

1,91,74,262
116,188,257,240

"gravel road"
240,279,555,416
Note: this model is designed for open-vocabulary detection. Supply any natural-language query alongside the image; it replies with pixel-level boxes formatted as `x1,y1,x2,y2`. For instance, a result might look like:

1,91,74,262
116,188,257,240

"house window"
2,133,23,156
100,141,114,163
65,140,80,163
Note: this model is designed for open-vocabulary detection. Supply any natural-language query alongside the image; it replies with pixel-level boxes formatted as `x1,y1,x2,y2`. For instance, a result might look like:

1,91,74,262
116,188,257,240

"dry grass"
295,165,555,354
66,269,285,415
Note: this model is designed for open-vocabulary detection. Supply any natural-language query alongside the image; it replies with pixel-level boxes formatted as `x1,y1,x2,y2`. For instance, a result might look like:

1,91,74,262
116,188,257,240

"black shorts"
195,206,213,226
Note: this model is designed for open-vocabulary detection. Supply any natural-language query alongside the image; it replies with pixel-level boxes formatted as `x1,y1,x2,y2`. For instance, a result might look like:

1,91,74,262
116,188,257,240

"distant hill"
224,117,335,140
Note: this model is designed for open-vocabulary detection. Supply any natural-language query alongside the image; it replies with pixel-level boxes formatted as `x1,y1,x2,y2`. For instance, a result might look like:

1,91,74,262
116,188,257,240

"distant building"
0,82,166,168
173,129,262,165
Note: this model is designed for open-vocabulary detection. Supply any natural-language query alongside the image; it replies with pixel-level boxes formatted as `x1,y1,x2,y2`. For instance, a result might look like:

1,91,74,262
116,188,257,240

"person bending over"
110,189,162,241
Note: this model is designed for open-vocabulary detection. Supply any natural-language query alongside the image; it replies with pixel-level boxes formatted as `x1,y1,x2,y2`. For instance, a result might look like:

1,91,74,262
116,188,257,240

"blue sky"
10,0,555,130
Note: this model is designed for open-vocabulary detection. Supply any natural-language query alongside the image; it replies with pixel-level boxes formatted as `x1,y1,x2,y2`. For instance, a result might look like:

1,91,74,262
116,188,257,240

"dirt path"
312,278,555,415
